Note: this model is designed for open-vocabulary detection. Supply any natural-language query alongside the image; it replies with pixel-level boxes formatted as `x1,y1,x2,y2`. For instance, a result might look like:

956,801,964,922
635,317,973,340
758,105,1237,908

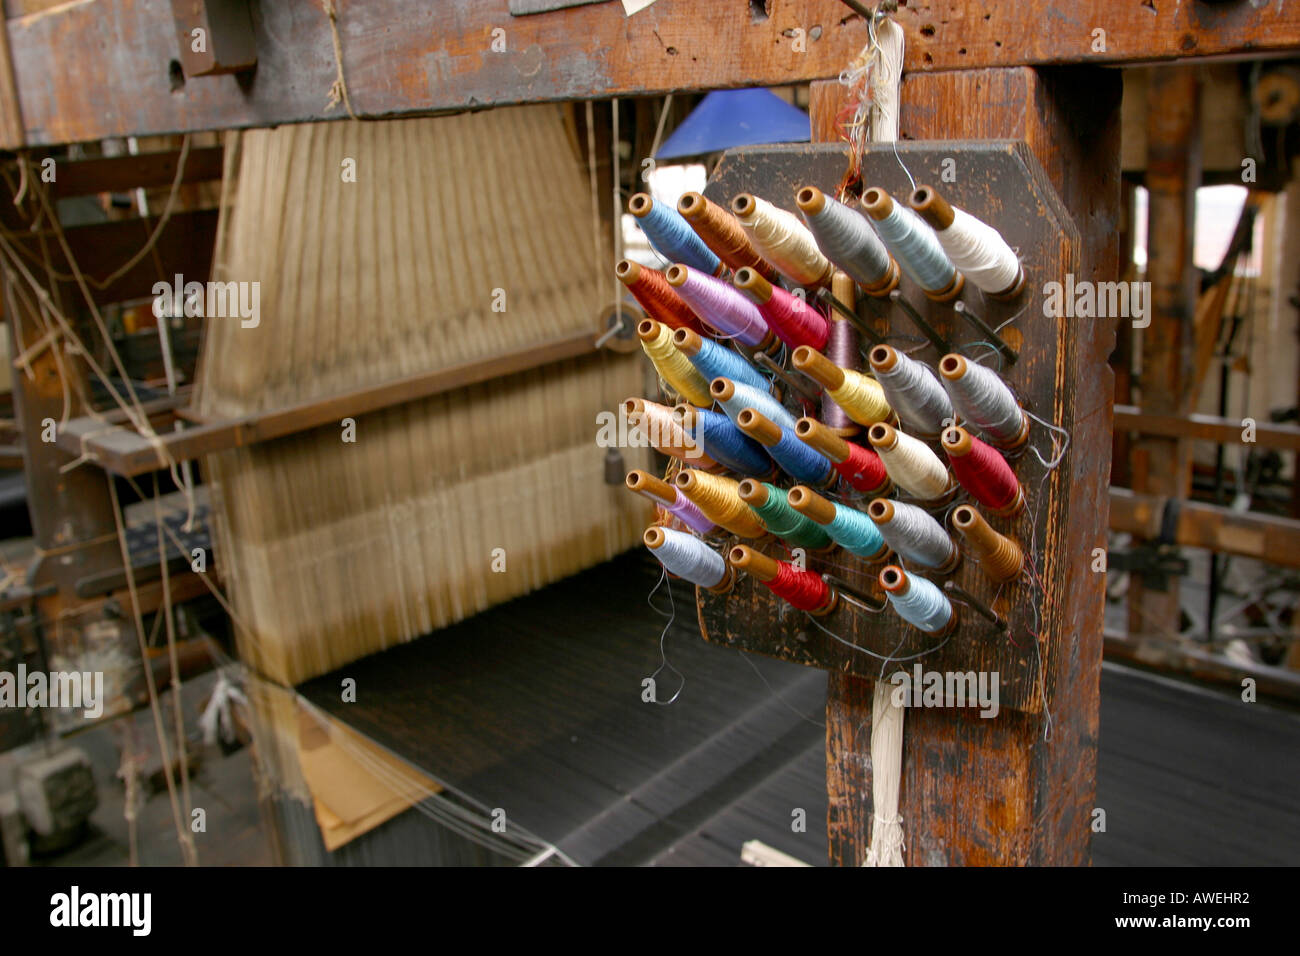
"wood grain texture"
697,140,1077,716
813,67,1120,866
9,1,1298,147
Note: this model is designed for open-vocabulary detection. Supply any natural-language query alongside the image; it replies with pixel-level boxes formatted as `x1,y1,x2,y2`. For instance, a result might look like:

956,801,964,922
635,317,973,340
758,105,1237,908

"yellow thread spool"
674,469,767,539
867,421,955,502
637,319,714,407
790,346,894,426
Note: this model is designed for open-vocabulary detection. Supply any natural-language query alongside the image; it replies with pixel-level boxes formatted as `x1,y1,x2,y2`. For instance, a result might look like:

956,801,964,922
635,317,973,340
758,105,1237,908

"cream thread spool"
730,193,836,289
866,421,955,503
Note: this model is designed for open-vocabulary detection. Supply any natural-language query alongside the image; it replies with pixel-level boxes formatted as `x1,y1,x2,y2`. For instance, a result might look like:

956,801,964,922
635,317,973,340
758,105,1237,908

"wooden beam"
8,1,1300,147
1103,632,1300,704
1109,487,1300,567
42,146,225,200
1114,405,1300,452
56,330,602,476
820,65,1121,866
1129,65,1200,640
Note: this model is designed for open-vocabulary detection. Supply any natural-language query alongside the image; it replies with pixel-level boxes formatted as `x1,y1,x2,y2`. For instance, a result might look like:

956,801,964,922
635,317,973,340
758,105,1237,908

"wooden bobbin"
910,184,1027,301
794,185,900,296
879,564,959,637
794,417,893,497
728,544,838,616
644,526,735,594
951,504,1024,584
867,421,958,505
677,190,779,282
940,425,1026,517
860,187,965,304
867,497,961,575
662,263,780,355
937,354,1031,452
625,468,677,505
787,485,891,563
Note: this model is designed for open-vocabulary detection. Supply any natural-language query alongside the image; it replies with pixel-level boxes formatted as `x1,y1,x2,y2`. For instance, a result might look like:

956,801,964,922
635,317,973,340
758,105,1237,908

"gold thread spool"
867,497,960,574
730,193,835,289
940,425,1026,517
867,421,955,503
860,187,965,303
796,185,900,296
879,564,959,636
674,469,766,538
644,526,734,594
787,484,891,562
637,319,714,406
677,191,781,282
623,397,719,469
938,353,1031,451
728,543,838,616
794,417,893,496
951,505,1024,583
909,184,1026,300
790,346,894,426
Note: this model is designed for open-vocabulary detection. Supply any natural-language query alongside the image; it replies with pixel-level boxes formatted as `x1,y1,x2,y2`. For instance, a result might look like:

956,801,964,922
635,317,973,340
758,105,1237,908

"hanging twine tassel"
861,2,908,872
864,679,906,867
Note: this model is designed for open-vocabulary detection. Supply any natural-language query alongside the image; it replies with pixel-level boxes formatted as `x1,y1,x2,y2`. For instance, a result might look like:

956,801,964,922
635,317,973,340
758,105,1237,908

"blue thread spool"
629,193,722,276
787,486,889,560
735,408,834,486
671,327,770,393
680,406,774,477
861,188,963,302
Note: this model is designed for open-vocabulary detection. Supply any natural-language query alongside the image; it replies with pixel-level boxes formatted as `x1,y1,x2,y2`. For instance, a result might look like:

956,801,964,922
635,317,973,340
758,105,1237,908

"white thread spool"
910,185,1025,299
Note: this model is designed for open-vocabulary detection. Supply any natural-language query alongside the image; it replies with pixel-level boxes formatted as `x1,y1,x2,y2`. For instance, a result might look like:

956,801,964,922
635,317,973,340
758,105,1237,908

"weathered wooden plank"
8,1,1300,147
42,146,225,199
815,66,1121,866
1109,487,1300,567
1114,405,1300,452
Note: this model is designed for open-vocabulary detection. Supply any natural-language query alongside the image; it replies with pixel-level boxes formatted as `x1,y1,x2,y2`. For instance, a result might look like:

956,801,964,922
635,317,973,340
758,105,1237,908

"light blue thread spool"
862,189,958,295
882,566,953,633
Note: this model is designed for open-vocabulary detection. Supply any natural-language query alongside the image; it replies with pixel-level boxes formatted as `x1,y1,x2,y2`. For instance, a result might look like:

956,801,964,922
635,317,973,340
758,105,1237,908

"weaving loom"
197,107,650,688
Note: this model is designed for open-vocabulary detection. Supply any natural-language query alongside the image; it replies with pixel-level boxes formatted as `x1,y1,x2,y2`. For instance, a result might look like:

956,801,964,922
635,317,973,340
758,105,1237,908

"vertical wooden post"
1128,66,1201,640
813,66,1121,865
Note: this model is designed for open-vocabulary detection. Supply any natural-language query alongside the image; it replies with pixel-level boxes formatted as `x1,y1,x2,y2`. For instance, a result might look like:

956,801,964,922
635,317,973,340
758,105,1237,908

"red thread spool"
729,544,836,615
836,440,891,496
940,425,1025,517
615,259,707,335
732,268,830,350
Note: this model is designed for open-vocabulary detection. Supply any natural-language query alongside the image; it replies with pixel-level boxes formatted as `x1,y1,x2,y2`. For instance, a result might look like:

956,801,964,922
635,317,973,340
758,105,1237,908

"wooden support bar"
1130,66,1200,639
1104,631,1300,704
1114,405,1300,452
9,209,219,306
1109,487,1300,568
42,146,225,200
812,65,1121,866
56,330,601,476
8,1,1300,147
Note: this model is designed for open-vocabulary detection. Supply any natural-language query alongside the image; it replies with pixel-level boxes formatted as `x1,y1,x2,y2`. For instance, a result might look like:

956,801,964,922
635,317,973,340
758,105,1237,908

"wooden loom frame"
2,1,1294,864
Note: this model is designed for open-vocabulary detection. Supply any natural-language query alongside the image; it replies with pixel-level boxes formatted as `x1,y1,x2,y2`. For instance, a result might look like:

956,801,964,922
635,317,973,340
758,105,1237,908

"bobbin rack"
640,140,1080,715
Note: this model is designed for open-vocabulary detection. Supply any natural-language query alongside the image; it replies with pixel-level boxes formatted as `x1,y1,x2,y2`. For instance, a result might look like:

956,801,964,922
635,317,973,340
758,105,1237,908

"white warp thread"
864,680,906,866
